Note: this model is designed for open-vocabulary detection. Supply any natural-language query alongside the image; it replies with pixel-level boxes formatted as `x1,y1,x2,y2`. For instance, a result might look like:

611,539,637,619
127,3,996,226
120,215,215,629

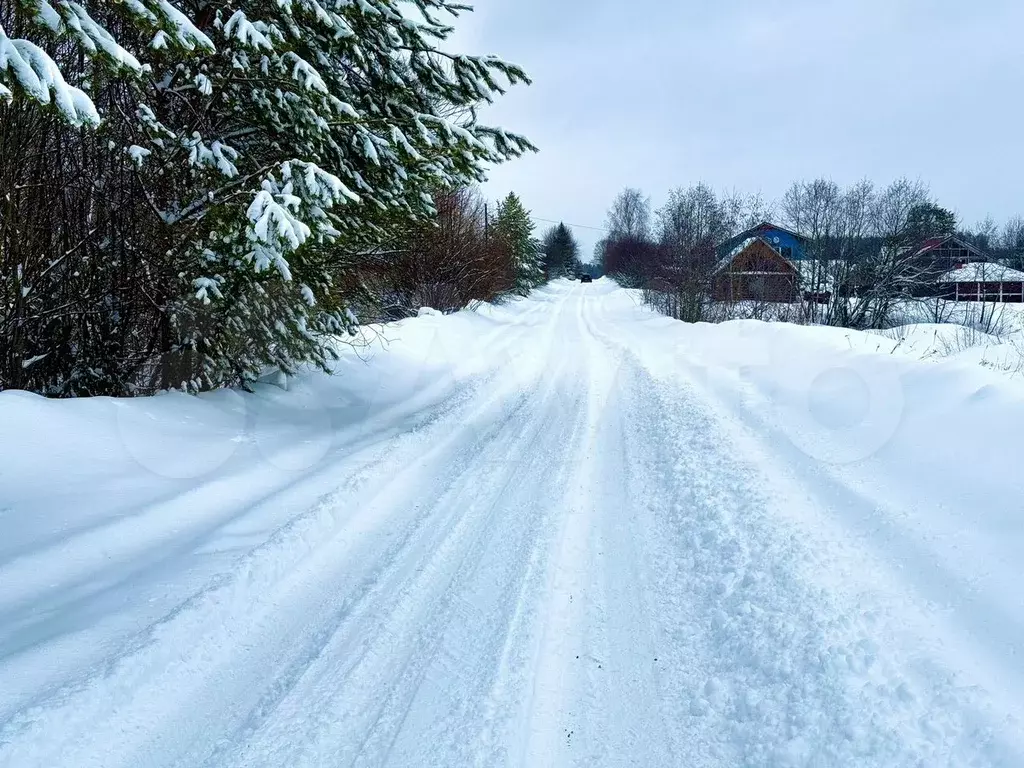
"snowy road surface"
3,279,1024,766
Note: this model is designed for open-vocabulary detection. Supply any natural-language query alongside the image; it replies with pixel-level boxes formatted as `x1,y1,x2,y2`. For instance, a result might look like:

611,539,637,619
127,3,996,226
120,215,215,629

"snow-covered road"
3,279,1024,766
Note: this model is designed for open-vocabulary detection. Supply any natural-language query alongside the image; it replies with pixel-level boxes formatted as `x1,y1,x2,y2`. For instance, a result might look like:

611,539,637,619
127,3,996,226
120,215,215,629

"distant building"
904,234,988,277
894,234,989,297
711,222,808,302
938,262,1024,303
709,226,1002,304
712,236,799,303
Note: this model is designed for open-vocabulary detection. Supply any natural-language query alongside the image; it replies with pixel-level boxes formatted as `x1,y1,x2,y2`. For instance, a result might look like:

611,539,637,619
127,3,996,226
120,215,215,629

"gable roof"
717,221,809,258
714,236,797,275
743,221,810,242
907,234,987,261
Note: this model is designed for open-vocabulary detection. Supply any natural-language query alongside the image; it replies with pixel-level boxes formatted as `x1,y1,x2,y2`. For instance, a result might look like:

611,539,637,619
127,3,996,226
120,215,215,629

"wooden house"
712,237,799,302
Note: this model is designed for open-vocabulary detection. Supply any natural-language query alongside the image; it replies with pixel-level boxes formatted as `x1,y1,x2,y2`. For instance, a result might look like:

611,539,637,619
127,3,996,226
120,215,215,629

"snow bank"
868,322,1024,373
1,301,502,497
0,300,537,726
887,297,1024,332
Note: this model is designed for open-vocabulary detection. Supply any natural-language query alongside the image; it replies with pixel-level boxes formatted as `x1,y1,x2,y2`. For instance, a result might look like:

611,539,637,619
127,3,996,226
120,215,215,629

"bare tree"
846,178,944,328
644,184,744,321
1001,217,1024,251
780,178,843,323
873,178,932,247
777,177,960,329
599,188,656,288
964,215,1000,251
998,216,1024,269
605,188,653,241
780,178,883,326
352,188,516,320
739,191,777,230
658,183,739,253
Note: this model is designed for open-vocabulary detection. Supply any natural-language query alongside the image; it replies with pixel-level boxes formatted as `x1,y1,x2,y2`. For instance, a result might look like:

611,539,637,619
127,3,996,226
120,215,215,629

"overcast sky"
453,0,1024,261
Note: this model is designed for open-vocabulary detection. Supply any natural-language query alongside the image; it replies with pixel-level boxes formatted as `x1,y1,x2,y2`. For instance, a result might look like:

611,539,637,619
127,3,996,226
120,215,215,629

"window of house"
781,246,793,260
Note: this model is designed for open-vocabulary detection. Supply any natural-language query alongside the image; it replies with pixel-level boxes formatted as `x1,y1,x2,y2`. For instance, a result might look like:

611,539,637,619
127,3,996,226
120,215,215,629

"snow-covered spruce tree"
493,193,542,295
1,0,534,394
131,0,536,390
1,0,212,394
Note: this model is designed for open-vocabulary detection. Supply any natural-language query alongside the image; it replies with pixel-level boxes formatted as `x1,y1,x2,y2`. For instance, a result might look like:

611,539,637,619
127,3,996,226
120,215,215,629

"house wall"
951,281,1024,303
713,240,799,303
714,274,798,303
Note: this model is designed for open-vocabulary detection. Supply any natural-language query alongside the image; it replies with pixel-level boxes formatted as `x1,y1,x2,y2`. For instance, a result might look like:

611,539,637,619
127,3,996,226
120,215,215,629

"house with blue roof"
712,222,810,302
716,222,809,263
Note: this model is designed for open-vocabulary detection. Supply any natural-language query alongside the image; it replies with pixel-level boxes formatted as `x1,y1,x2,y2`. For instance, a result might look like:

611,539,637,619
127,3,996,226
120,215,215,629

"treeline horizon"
591,177,1024,328
593,178,1024,263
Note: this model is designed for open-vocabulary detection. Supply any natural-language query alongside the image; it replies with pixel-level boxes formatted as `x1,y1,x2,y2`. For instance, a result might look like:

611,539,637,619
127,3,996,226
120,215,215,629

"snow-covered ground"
2,278,1024,766
877,300,1024,376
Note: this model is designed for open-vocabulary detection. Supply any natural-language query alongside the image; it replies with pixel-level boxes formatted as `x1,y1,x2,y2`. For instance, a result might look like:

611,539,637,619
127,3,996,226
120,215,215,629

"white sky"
452,0,1024,261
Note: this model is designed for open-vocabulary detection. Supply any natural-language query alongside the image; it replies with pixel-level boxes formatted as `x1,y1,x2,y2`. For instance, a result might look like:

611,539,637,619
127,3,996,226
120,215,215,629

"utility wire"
531,216,610,233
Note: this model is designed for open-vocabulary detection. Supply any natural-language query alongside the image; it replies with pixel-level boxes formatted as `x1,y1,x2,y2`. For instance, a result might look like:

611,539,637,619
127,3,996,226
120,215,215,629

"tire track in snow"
348,375,589,768
0,292,547,644
511,288,677,767
211,288,589,768
0,301,570,768
568,296,679,766
0,397,516,767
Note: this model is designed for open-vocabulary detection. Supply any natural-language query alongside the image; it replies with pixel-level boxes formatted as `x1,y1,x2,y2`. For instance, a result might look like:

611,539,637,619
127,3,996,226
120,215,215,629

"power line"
531,216,609,233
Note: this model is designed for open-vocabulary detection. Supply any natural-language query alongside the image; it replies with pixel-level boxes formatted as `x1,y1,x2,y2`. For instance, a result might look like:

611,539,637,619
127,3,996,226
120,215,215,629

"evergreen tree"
541,223,580,279
1,0,535,394
903,202,958,245
494,193,542,295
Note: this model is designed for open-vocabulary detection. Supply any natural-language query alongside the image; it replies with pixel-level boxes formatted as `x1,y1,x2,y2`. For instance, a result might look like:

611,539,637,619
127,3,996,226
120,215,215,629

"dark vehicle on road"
580,274,593,283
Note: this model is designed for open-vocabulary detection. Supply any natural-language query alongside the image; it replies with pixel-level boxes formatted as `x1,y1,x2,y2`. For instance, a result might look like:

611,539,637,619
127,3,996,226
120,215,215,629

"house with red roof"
905,235,987,276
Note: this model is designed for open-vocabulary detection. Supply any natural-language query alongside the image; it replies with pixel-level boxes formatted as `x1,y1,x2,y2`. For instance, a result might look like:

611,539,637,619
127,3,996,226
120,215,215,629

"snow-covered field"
2,278,1024,766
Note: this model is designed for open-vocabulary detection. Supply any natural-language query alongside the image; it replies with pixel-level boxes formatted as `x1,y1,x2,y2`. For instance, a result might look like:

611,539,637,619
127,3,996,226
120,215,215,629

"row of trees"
352,189,550,320
595,179,1018,328
1,0,536,396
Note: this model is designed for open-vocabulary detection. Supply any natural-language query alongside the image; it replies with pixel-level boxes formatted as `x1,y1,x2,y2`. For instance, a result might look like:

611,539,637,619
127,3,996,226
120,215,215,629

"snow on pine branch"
223,11,275,50
152,0,213,51
243,162,357,281
2,0,535,394
0,26,100,125
60,2,144,71
283,52,328,92
186,137,240,178
1,0,211,125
